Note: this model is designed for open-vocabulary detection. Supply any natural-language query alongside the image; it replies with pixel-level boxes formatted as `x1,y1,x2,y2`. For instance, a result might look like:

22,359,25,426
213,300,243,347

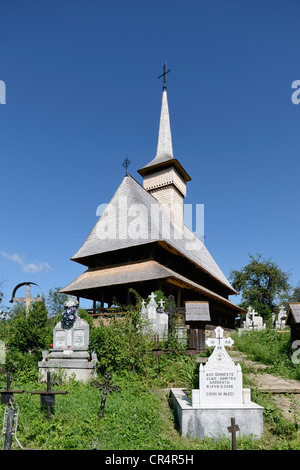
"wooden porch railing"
85,308,130,317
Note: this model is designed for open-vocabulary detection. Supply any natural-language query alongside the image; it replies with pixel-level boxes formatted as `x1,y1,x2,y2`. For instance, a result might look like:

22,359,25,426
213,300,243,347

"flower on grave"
61,306,77,329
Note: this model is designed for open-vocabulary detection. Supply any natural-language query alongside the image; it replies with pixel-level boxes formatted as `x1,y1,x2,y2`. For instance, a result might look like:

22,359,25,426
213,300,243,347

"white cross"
148,292,157,303
206,326,234,348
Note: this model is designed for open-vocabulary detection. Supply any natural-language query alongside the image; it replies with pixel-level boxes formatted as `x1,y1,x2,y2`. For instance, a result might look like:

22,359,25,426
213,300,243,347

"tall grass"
232,328,300,380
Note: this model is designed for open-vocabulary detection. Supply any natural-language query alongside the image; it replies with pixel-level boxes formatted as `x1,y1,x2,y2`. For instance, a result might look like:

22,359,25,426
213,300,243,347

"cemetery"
0,286,299,451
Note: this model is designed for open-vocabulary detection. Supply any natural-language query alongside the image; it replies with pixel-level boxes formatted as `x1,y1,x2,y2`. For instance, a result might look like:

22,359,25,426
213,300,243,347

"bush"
5,301,52,376
89,309,153,375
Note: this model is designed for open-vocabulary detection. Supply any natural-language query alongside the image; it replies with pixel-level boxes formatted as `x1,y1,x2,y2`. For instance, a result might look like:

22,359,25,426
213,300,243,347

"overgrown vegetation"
0,297,299,450
232,328,300,380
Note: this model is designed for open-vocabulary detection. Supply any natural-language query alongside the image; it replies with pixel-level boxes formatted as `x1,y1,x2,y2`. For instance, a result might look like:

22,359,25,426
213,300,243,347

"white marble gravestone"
39,296,97,383
140,292,168,340
238,306,266,336
197,327,243,406
0,340,6,364
275,305,287,330
171,326,264,440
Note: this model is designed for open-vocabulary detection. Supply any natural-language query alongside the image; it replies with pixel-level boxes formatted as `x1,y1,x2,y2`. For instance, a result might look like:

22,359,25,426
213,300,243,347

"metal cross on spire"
158,63,171,90
122,156,131,174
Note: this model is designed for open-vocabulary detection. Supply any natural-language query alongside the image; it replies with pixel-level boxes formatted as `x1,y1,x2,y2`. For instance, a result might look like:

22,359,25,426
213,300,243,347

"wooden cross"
0,371,24,404
91,371,122,419
9,282,44,316
158,63,171,90
31,371,68,421
227,417,240,450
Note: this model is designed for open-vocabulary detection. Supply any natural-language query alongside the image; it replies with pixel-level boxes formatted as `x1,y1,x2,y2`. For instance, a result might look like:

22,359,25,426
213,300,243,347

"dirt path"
229,351,300,422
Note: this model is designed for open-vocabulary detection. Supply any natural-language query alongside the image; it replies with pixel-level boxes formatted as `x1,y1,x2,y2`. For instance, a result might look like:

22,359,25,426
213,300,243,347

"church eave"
60,260,244,313
137,158,191,182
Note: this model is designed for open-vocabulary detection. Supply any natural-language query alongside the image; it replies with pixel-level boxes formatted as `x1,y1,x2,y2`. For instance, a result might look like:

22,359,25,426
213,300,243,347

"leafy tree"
7,301,51,354
229,253,291,318
289,283,300,302
47,287,68,316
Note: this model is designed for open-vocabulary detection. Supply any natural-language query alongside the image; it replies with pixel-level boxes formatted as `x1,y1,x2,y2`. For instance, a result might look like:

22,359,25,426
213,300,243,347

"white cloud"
1,251,51,273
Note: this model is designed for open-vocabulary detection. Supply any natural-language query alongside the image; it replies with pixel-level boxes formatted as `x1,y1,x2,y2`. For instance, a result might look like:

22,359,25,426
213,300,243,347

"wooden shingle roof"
286,303,300,325
61,260,243,312
70,174,236,294
185,301,211,322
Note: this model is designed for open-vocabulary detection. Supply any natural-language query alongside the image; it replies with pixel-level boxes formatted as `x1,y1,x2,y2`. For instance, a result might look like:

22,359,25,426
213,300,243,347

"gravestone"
140,293,168,340
38,296,98,383
274,305,287,330
0,341,6,365
196,327,243,405
238,306,266,336
171,326,264,440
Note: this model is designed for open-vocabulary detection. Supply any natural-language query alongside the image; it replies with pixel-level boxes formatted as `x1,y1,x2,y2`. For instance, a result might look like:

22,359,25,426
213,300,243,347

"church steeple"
155,87,174,161
137,68,191,228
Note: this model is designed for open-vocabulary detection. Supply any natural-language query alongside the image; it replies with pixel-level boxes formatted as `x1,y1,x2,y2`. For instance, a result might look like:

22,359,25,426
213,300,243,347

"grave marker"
0,340,6,365
31,371,68,421
91,371,122,419
0,371,24,404
228,417,240,450
9,281,44,315
0,396,23,450
199,327,243,406
171,325,264,440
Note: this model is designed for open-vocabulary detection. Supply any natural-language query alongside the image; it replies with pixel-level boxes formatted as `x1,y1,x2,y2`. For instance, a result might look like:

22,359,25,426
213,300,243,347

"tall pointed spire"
138,65,191,187
155,88,174,160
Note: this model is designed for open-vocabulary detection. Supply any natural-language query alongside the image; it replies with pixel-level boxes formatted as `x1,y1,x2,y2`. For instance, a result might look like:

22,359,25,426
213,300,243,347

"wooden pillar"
127,289,131,306
176,288,182,308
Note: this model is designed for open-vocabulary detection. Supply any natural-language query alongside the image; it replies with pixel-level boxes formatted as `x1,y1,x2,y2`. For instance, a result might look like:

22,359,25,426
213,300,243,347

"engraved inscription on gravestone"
199,326,243,405
54,329,67,349
73,329,84,349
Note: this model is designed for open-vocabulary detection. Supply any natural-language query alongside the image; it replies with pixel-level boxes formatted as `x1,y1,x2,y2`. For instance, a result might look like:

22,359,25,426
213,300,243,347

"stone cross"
206,326,234,349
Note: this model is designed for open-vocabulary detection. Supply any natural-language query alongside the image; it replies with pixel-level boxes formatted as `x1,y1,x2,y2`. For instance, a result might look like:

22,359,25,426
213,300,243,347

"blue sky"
0,0,299,310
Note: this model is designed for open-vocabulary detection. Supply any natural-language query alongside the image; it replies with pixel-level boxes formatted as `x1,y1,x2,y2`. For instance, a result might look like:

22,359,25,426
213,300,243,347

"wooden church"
61,75,244,329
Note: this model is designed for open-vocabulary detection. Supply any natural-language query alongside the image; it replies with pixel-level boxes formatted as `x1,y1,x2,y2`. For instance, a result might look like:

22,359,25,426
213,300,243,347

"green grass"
1,327,299,450
231,328,300,380
0,366,299,450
